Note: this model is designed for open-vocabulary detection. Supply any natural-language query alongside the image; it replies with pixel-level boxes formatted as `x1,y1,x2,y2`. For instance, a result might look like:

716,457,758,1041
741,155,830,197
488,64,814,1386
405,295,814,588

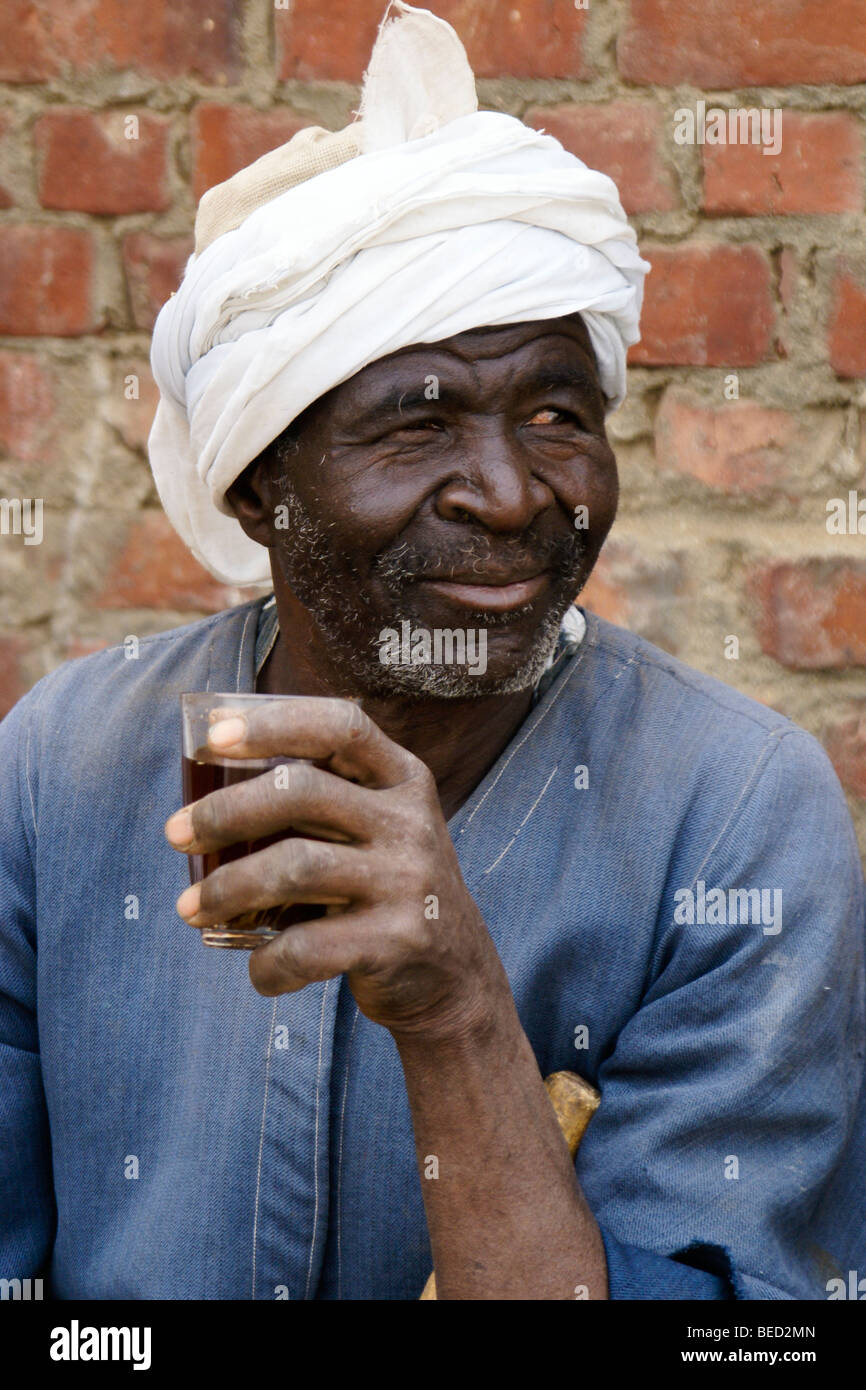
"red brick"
619,0,866,87
655,392,800,495
276,0,589,82
0,226,96,337
0,634,30,717
579,563,624,628
192,104,308,202
749,561,866,669
122,233,193,332
829,268,866,379
96,513,234,612
103,364,160,453
0,633,39,711
825,707,866,799
0,351,56,461
579,539,684,652
35,109,171,215
631,244,774,367
0,0,240,84
703,113,861,216
526,102,679,214
0,113,13,209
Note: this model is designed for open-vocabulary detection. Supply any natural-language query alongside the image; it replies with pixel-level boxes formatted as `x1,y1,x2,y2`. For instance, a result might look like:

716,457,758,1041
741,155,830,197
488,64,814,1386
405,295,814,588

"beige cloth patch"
194,124,364,256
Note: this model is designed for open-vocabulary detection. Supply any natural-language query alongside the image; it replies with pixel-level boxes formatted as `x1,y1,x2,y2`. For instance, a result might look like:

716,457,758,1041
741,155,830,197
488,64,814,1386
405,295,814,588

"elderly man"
1,4,864,1302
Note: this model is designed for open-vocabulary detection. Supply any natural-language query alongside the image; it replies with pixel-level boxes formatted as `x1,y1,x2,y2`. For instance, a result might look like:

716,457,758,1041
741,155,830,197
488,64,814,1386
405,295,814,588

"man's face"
256,314,618,697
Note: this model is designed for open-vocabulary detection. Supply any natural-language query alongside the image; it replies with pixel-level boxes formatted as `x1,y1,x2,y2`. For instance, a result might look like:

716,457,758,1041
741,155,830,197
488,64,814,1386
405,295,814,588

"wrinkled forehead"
377,311,593,363
316,313,603,416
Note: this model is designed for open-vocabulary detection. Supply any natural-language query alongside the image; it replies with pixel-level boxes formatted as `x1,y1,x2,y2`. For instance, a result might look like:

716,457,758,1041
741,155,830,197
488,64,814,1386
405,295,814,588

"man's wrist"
390,974,522,1064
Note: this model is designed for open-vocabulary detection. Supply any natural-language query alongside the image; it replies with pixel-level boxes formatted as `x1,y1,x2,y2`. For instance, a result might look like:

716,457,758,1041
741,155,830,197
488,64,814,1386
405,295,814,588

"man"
1,3,863,1300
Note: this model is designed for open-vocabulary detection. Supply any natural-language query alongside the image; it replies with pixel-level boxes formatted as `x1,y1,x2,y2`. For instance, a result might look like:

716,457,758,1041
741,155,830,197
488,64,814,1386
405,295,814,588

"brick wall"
1,0,865,861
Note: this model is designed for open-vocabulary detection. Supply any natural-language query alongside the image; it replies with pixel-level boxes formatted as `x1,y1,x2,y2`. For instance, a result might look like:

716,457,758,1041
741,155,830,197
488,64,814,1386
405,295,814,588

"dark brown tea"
181,749,326,938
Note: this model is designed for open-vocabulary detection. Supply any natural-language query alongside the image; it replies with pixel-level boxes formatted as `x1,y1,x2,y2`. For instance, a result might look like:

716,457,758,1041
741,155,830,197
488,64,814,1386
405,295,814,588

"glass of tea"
180,692,327,950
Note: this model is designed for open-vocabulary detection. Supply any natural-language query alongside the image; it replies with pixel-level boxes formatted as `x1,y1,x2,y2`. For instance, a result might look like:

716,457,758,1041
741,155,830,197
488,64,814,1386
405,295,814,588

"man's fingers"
166,760,385,853
178,838,372,926
248,912,382,996
203,697,422,789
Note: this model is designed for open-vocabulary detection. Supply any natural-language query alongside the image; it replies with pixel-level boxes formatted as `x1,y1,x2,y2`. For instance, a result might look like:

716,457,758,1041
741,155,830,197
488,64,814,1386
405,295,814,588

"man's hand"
165,696,510,1040
166,694,607,1298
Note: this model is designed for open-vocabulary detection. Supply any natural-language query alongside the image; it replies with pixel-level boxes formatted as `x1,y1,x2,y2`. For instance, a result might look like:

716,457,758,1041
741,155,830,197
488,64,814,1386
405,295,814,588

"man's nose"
435,427,552,533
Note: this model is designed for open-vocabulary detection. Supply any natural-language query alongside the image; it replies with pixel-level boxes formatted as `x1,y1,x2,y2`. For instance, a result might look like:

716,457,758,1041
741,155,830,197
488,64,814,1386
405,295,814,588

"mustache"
372,528,587,588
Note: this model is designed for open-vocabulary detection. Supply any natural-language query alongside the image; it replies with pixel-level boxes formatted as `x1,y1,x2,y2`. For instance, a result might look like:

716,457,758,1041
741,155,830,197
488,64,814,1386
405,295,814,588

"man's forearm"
395,998,609,1300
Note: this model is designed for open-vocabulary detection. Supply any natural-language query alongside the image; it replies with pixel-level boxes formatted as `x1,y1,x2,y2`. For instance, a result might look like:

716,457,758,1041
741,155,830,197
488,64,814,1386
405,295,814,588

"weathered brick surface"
702,113,862,217
526,102,679,214
749,562,866,670
0,0,241,84
0,0,863,861
0,227,96,336
578,538,686,655
122,233,193,332
0,634,30,719
192,104,310,200
0,351,57,461
829,266,866,379
35,109,171,215
102,362,160,452
654,392,842,496
619,0,866,87
630,245,775,366
0,114,14,209
95,513,236,613
825,707,866,800
276,0,589,81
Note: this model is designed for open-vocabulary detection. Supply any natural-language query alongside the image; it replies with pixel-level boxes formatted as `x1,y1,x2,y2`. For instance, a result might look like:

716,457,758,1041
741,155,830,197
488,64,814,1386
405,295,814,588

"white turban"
148,1,650,586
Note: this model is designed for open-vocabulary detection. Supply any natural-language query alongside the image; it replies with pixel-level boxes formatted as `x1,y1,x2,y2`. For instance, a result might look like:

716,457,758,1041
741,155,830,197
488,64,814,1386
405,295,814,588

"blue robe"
1,598,863,1299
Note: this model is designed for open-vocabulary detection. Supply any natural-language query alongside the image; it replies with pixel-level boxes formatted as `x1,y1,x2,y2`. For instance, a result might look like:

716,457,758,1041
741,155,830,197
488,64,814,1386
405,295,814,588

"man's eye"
391,419,443,437
527,408,578,427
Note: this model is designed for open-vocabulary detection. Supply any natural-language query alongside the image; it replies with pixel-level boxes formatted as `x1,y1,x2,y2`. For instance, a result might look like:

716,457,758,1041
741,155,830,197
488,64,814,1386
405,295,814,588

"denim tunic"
1,598,863,1300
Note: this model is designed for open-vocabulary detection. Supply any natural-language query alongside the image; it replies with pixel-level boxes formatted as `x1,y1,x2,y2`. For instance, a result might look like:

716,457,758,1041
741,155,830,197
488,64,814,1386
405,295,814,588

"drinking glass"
180,692,325,950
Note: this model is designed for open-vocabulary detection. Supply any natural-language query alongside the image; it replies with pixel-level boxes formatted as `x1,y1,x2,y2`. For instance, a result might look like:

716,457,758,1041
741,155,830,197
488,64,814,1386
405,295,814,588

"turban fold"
149,2,650,586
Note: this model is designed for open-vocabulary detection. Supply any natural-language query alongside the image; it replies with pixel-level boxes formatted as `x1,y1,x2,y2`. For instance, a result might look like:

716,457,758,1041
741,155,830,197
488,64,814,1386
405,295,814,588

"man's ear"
225,455,276,548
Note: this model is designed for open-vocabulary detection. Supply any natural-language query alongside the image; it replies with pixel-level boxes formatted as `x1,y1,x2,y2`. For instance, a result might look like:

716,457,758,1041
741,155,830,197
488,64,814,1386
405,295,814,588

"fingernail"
209,716,246,748
165,808,194,848
176,884,201,921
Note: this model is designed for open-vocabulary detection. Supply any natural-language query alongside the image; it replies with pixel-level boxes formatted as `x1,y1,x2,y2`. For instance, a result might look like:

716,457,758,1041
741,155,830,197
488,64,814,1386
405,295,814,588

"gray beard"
271,472,581,699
